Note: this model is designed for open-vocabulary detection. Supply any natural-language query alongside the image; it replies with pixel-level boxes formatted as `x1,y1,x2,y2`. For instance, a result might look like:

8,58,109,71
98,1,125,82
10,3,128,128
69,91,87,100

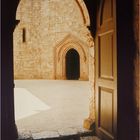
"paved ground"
14,80,94,139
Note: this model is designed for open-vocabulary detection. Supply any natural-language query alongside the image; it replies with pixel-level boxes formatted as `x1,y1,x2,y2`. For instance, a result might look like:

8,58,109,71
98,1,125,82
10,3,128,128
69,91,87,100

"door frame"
54,34,89,80
1,0,139,140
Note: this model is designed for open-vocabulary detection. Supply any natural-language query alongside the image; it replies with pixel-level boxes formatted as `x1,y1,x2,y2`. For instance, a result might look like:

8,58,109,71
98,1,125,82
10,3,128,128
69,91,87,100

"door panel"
98,31,114,80
99,87,114,135
95,0,117,140
100,0,114,26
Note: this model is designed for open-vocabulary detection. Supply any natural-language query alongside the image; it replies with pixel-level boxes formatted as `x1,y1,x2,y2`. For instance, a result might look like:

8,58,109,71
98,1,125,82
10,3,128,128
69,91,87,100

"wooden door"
95,0,117,140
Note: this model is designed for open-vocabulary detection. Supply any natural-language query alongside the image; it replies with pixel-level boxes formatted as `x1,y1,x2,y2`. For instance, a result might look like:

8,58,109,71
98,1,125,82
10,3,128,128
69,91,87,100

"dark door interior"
66,49,80,80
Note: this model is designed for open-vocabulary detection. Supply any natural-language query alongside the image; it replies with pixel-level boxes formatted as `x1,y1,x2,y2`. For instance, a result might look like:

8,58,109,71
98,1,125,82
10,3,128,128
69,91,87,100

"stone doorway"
55,34,89,80
1,0,139,139
66,49,80,80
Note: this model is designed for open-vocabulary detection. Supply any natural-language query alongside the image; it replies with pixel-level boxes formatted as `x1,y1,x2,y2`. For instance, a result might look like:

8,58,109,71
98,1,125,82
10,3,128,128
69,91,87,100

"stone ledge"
18,131,32,140
32,131,60,140
17,128,96,140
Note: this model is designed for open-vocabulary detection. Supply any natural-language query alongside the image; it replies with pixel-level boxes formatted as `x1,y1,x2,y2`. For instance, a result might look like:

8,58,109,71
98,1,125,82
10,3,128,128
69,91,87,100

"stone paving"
18,131,100,140
14,80,100,140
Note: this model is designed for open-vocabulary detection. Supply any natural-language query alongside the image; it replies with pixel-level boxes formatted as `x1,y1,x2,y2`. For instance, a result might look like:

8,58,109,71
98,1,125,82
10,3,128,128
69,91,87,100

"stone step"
18,136,100,140
18,130,100,140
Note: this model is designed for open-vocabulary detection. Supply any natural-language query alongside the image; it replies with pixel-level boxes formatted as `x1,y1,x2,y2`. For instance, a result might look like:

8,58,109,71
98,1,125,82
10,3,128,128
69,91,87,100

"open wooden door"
95,0,117,140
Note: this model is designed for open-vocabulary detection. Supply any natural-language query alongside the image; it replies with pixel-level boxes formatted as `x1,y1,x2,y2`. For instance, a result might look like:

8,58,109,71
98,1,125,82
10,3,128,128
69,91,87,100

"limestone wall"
14,0,93,79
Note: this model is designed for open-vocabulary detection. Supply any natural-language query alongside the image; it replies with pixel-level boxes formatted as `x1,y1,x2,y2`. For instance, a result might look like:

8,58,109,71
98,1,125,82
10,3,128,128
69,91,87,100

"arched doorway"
55,35,89,80
65,49,80,80
2,0,139,140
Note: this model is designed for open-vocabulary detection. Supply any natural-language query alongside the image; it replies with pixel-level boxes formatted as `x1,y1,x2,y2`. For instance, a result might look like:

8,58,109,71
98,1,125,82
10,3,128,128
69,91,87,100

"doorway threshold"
18,128,100,140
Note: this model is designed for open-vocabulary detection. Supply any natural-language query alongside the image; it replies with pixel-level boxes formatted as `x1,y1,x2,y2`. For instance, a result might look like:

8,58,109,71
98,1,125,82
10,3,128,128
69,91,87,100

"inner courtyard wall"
14,0,93,79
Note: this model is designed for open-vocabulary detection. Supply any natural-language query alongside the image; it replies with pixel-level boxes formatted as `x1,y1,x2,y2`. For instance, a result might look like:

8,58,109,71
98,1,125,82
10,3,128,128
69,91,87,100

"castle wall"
14,0,93,79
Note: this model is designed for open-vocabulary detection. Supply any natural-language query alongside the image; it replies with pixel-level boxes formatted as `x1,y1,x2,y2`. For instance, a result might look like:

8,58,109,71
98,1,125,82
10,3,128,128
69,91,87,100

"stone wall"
14,0,93,79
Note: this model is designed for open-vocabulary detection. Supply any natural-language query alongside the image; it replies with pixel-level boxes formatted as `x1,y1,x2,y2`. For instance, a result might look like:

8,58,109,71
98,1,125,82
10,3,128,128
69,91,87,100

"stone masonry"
14,0,95,132
14,0,94,80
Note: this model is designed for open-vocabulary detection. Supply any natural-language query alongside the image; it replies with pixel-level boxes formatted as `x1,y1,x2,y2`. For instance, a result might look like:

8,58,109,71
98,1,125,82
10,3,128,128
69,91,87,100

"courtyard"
14,80,92,139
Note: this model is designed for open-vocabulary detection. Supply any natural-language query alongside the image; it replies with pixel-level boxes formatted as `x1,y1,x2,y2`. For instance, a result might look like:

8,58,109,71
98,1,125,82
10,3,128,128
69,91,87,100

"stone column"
83,32,96,130
83,46,96,130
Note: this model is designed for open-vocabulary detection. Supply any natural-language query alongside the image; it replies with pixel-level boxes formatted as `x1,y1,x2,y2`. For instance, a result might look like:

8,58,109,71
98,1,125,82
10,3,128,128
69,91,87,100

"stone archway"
14,0,92,80
2,0,139,139
65,49,80,80
55,34,89,80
